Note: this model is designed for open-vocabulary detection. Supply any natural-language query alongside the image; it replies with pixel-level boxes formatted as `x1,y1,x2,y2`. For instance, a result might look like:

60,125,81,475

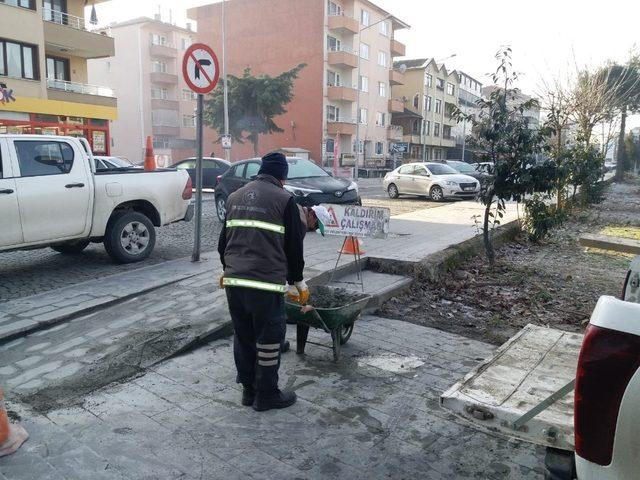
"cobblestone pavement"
3,316,545,480
0,195,220,302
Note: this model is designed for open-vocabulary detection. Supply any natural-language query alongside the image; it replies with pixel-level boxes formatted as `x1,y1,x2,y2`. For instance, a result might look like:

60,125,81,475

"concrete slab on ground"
3,316,545,480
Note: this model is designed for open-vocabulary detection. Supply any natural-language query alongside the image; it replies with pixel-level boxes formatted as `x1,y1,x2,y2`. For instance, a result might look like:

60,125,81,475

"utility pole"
222,0,231,163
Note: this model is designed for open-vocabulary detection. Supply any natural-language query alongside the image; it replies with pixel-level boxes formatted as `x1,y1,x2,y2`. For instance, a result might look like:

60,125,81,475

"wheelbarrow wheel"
339,323,354,345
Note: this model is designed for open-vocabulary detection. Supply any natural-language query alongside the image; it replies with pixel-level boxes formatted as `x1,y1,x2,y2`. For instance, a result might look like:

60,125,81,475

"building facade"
0,0,116,154
89,17,197,166
188,0,408,171
482,85,541,130
449,71,482,161
391,58,459,161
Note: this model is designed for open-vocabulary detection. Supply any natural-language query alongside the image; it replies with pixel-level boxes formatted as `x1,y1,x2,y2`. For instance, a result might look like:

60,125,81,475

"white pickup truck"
441,256,640,480
0,135,193,263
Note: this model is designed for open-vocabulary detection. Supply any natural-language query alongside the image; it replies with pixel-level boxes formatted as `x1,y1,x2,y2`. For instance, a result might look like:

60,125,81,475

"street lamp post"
353,14,392,180
222,0,231,162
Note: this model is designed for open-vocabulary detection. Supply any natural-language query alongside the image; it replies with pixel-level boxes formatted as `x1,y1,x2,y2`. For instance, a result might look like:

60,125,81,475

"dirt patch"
310,287,368,309
380,179,639,345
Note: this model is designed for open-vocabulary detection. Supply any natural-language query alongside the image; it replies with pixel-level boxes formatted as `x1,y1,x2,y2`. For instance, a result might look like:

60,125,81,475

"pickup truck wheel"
216,196,227,222
544,448,576,480
51,240,90,255
104,211,156,264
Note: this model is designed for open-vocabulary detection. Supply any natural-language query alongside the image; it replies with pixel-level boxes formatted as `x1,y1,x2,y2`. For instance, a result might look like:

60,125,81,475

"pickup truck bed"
441,324,581,451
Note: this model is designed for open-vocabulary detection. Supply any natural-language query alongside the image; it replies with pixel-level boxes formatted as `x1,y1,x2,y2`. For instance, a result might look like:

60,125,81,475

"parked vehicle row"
0,135,193,264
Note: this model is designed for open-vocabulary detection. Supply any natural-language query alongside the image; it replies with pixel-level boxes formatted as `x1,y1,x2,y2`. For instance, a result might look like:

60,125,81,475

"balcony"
46,79,117,107
150,42,177,58
388,98,404,113
390,38,406,57
150,72,179,84
387,125,403,141
152,125,180,136
328,46,358,69
403,134,422,145
43,9,114,59
151,98,179,110
328,14,359,34
389,70,405,86
327,117,357,136
328,85,357,102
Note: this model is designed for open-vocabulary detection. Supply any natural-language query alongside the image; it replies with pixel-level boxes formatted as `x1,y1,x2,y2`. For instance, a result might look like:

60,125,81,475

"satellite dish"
398,64,407,74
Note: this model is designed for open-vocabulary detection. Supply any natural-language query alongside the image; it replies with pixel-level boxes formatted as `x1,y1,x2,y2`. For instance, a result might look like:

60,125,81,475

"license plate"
463,187,474,191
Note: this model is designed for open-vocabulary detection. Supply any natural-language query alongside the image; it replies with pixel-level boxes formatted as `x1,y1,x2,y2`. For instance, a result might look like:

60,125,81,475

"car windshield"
427,163,458,175
449,161,475,173
286,158,329,179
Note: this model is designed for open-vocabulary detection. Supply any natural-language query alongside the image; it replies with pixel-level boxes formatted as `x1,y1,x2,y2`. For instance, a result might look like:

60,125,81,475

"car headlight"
347,181,358,192
444,181,458,186
284,185,323,197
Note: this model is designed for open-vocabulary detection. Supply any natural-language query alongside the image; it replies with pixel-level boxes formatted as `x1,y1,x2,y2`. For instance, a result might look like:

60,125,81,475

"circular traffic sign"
182,43,220,95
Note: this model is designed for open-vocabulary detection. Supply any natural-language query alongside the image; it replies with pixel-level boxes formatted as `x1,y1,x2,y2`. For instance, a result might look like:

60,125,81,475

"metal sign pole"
192,93,204,262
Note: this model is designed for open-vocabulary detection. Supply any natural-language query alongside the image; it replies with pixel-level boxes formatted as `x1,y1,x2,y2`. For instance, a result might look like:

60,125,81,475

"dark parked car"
445,160,491,183
171,157,230,189
214,157,360,221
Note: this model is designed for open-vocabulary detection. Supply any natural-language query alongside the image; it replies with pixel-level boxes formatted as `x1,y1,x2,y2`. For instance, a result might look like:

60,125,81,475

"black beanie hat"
259,152,289,180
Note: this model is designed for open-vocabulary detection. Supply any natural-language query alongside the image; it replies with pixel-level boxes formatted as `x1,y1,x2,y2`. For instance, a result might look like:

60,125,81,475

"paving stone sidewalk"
2,316,545,480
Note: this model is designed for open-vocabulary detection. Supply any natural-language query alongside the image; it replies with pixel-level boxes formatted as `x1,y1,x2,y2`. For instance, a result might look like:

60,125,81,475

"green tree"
625,132,640,173
203,64,306,156
459,48,555,264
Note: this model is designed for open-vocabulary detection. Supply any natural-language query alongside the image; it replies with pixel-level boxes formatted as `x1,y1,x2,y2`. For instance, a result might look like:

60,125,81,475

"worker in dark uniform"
218,152,308,411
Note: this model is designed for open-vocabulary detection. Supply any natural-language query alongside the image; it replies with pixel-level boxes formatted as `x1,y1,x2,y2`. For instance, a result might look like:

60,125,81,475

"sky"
92,0,640,127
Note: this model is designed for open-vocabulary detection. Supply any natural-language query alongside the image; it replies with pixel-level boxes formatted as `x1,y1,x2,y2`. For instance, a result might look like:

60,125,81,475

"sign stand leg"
191,93,204,262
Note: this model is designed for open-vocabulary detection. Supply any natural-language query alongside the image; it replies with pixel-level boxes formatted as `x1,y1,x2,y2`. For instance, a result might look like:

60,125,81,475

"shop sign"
0,87,16,105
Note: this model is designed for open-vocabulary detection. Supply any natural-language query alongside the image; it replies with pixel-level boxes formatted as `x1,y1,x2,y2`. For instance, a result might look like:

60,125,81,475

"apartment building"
391,58,459,161
89,17,197,166
0,0,116,154
449,71,482,161
188,0,408,171
482,85,541,130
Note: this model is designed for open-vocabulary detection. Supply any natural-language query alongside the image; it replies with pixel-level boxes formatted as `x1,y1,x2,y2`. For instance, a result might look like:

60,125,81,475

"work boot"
280,340,290,353
253,389,297,412
241,385,256,407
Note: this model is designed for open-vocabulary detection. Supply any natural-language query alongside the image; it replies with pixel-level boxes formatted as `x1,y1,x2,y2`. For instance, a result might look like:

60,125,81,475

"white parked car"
383,162,480,201
0,135,193,263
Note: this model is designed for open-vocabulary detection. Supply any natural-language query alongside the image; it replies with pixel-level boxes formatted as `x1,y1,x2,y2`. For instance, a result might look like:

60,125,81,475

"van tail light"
574,325,640,465
182,177,193,200
216,175,222,186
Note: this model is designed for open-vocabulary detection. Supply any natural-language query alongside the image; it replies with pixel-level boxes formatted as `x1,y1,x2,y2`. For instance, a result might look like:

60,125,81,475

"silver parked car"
383,162,480,201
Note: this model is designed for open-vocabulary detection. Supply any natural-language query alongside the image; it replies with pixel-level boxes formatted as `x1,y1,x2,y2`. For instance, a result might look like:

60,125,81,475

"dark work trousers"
225,287,286,394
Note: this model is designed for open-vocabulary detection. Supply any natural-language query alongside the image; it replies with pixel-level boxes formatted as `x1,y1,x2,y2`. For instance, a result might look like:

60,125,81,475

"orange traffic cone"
0,389,28,457
144,136,156,171
339,236,365,255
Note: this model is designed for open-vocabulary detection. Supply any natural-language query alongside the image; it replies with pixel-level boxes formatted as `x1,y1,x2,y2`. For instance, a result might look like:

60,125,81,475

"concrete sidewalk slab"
3,316,545,480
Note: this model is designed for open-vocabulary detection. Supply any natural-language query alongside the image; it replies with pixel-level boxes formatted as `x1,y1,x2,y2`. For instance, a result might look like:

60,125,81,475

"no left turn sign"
182,43,220,95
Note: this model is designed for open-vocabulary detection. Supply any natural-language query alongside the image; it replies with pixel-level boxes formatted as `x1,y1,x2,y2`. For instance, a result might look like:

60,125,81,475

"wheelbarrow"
284,285,371,361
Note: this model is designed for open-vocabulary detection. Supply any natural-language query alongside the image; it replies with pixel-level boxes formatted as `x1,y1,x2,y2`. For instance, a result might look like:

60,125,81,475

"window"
358,75,368,93
327,70,341,87
181,38,191,50
152,109,178,126
375,141,384,155
413,94,419,109
360,9,370,26
182,114,196,127
327,105,340,122
182,88,196,101
325,138,335,155
45,56,69,81
375,112,385,126
434,122,440,137
244,162,260,179
232,165,244,177
399,165,413,174
153,136,170,149
435,99,442,114
425,120,430,135
152,60,168,73
424,96,432,111
355,140,364,154
151,87,169,100
436,78,445,90
377,51,387,68
378,82,386,97
150,33,167,46
447,83,455,96
1,0,35,10
379,20,389,36
327,0,342,15
412,119,420,134
434,149,442,160
0,39,38,80
358,108,367,124
15,141,74,177
443,125,452,139
425,74,432,87
326,35,341,52
359,42,369,60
